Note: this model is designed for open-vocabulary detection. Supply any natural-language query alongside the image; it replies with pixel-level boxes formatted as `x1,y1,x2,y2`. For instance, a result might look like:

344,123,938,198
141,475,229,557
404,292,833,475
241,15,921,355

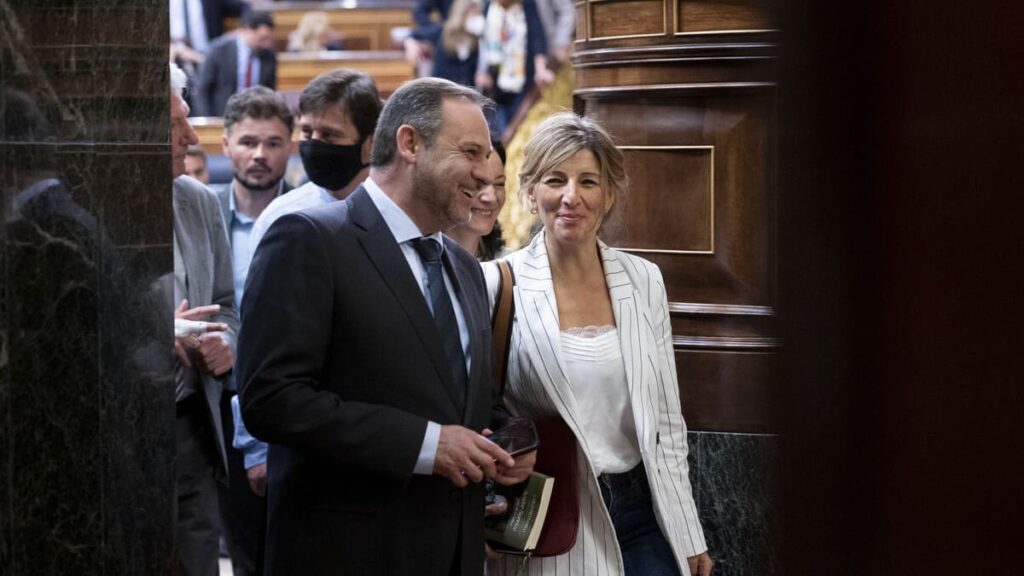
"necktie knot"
411,237,443,264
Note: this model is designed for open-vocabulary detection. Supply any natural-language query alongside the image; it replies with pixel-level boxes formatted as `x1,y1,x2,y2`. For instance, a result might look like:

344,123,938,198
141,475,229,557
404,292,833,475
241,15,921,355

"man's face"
222,116,292,193
184,154,209,184
414,98,492,231
171,92,200,178
244,25,276,52
299,104,361,147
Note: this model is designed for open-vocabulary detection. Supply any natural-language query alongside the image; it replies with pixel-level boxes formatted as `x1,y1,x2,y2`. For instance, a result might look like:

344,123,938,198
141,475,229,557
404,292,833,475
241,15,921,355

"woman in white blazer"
484,113,712,576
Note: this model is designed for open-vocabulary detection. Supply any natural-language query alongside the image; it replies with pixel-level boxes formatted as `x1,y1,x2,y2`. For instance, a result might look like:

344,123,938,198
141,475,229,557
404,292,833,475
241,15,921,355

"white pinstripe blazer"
484,232,707,576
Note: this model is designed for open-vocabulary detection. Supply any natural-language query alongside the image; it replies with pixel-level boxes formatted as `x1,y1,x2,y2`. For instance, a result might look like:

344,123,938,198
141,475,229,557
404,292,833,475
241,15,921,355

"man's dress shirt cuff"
231,395,269,469
414,421,440,475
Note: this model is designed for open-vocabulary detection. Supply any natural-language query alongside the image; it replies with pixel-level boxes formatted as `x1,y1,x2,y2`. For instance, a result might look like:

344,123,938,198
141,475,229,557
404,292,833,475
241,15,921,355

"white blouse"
560,325,642,475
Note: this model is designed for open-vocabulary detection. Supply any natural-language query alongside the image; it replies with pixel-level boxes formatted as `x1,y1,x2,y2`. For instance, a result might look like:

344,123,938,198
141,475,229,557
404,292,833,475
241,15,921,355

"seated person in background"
184,144,210,184
475,0,552,139
287,11,343,51
193,11,278,117
483,113,714,576
448,139,507,261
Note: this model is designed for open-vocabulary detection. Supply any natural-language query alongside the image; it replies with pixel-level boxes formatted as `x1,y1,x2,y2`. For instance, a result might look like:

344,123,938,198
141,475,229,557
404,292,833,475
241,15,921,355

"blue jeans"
599,462,682,576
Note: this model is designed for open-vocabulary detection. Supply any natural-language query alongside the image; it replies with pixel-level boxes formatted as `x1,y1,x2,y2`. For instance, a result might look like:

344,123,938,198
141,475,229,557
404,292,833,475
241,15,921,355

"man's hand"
434,425,514,487
174,300,227,367
491,448,536,486
483,494,509,560
688,552,713,576
194,332,233,376
246,463,268,497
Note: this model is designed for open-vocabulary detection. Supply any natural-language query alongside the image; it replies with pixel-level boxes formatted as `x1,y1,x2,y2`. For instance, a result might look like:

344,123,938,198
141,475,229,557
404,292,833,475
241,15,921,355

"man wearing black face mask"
193,11,278,117
248,69,381,252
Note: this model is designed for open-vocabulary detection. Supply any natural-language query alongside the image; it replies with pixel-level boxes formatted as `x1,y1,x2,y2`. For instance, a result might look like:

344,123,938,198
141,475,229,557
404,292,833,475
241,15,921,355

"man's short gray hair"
170,61,188,97
370,77,492,167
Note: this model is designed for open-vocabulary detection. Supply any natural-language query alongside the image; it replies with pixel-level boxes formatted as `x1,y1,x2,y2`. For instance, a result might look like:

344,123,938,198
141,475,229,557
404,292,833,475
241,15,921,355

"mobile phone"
488,417,539,457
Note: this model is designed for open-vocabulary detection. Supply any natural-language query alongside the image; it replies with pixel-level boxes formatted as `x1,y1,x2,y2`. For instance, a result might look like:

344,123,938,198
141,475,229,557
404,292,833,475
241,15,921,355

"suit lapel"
601,242,657,453
445,237,483,425
349,189,463,415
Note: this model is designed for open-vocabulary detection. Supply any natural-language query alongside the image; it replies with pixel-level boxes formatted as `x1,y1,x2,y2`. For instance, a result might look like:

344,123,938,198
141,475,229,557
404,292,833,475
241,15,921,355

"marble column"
1,0,175,573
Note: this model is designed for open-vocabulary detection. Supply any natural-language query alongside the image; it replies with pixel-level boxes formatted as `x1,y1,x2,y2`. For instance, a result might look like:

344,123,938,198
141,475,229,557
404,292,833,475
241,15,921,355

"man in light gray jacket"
171,62,238,576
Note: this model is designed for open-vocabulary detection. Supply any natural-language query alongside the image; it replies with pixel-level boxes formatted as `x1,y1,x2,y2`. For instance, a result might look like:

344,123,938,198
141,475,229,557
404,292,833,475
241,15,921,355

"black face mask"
299,139,367,192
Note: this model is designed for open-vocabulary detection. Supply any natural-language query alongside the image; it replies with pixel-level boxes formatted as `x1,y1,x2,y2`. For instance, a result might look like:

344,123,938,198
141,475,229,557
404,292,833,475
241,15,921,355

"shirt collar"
363,177,444,246
230,180,284,226
236,34,251,60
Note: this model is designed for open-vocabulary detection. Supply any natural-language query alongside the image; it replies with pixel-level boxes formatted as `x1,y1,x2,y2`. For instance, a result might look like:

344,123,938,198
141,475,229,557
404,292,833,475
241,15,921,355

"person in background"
474,0,551,138
407,0,477,86
484,113,713,576
185,145,210,184
247,68,381,252
213,85,295,576
287,11,343,51
448,139,507,261
170,61,238,576
193,11,277,117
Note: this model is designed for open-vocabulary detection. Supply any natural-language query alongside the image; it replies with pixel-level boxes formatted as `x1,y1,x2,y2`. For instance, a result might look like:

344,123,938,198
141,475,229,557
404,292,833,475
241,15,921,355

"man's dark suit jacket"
193,34,277,117
237,187,507,575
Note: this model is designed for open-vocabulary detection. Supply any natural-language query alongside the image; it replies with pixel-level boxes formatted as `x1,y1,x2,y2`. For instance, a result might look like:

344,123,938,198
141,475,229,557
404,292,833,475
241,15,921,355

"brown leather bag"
491,260,579,557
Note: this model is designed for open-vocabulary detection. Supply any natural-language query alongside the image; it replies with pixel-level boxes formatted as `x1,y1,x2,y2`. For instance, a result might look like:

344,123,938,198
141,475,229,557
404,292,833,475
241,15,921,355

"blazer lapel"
513,234,595,451
601,241,657,453
349,189,463,415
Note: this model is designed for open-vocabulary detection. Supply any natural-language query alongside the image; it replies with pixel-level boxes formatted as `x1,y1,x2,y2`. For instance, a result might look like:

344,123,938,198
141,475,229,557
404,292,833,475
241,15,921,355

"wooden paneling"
610,146,714,253
190,117,227,155
226,2,413,52
276,51,413,96
575,0,777,433
676,0,774,34
589,0,666,40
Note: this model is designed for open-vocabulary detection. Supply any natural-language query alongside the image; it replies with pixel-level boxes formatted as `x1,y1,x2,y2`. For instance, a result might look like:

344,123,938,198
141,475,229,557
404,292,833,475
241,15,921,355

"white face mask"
465,14,485,36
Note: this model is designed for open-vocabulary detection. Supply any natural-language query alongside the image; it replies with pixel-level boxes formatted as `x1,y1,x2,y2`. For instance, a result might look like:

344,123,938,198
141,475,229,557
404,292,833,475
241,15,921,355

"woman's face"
464,151,507,237
529,148,613,247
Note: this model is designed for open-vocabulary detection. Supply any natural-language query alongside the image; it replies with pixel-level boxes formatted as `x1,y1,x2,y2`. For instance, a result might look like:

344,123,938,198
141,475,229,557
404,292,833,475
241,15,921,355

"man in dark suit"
237,77,535,575
213,85,294,576
193,11,277,117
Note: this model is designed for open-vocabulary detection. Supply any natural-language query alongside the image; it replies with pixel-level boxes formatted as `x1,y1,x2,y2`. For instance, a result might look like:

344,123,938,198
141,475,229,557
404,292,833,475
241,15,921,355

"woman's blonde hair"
290,11,329,52
519,112,628,218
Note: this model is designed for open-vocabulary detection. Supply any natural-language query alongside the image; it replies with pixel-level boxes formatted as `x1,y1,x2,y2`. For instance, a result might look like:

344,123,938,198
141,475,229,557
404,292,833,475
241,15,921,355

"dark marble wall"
1,1,174,573
688,432,778,576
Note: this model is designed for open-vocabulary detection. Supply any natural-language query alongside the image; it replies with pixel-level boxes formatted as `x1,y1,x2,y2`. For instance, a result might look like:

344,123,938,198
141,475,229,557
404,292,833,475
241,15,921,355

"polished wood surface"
276,51,413,96
575,0,777,432
226,1,414,51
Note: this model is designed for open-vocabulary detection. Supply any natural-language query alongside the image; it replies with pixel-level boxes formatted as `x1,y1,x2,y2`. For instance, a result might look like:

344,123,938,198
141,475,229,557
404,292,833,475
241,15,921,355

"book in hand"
484,472,555,552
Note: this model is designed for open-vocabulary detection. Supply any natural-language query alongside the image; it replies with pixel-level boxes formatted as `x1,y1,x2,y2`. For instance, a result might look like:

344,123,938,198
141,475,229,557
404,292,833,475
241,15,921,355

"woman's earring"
530,207,538,215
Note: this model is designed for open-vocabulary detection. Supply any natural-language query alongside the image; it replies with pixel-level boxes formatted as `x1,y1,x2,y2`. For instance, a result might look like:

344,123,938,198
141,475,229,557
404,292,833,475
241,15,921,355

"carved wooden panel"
676,0,774,34
589,0,666,40
609,146,714,254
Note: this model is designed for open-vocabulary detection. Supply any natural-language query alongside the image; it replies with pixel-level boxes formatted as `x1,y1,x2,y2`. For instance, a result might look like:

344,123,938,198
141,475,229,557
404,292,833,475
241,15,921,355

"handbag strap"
490,259,515,397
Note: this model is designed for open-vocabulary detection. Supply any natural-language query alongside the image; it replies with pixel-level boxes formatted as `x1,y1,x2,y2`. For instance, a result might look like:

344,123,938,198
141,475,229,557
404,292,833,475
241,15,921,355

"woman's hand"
688,552,713,576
